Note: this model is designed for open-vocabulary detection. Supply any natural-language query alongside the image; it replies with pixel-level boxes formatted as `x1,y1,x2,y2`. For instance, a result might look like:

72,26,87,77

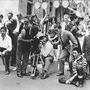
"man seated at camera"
40,36,54,79
0,26,12,75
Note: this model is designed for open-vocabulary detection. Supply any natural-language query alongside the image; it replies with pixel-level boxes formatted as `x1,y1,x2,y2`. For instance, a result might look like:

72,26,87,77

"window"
27,0,33,15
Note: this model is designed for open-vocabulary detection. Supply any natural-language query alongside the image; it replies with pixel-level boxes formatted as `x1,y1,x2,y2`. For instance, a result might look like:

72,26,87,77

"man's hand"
13,30,18,34
66,79,71,84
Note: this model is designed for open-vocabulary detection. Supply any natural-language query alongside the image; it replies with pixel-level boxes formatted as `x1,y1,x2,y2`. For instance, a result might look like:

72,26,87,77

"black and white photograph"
0,0,90,90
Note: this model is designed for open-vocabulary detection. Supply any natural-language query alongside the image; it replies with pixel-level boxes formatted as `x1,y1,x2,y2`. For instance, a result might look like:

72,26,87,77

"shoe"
40,73,44,79
5,71,10,75
30,73,37,79
79,83,83,88
17,73,23,78
41,72,49,79
40,70,47,79
74,81,80,87
58,77,66,84
57,72,64,76
35,69,40,76
86,76,90,80
22,73,30,76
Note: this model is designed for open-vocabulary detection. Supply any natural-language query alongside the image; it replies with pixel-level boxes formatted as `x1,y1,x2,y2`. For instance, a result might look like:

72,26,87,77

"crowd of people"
0,11,90,87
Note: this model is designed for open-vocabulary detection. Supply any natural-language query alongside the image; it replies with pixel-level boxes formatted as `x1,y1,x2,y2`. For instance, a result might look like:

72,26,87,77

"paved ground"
0,59,90,90
0,36,90,90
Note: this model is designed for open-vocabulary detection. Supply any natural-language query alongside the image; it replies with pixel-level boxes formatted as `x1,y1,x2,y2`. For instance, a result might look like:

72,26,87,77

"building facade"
18,0,90,19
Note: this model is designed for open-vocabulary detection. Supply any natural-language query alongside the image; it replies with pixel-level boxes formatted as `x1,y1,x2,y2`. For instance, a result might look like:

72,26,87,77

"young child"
66,48,87,87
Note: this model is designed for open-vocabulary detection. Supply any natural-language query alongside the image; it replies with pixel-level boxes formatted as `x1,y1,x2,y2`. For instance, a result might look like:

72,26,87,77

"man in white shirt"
40,36,54,79
0,26,12,75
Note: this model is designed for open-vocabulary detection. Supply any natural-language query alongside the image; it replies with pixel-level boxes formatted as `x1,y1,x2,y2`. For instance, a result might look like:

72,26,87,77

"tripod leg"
31,55,39,78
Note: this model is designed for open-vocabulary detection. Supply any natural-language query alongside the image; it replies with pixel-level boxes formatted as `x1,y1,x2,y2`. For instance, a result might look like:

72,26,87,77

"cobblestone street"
0,56,90,90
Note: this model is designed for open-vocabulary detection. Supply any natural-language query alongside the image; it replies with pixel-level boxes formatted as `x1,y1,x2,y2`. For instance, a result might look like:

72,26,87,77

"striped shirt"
73,55,87,74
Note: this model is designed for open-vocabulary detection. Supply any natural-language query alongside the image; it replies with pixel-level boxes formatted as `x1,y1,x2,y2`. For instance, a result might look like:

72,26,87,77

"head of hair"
30,25,39,38
48,28,54,34
54,23,61,29
39,36,44,40
30,15,38,24
39,35,48,42
23,18,29,25
0,14,3,18
17,13,22,18
73,47,80,54
1,26,7,32
8,12,13,16
31,14,38,20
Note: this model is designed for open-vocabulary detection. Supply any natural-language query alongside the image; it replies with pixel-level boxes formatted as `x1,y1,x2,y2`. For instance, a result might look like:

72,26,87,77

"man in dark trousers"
16,18,31,77
16,19,39,77
57,25,78,76
6,12,17,67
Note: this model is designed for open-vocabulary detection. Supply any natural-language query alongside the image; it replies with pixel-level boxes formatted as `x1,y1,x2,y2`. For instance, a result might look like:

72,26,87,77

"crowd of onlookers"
0,11,90,87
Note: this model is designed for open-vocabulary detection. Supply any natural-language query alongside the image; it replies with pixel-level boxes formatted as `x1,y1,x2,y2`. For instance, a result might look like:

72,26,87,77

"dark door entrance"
27,0,33,15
